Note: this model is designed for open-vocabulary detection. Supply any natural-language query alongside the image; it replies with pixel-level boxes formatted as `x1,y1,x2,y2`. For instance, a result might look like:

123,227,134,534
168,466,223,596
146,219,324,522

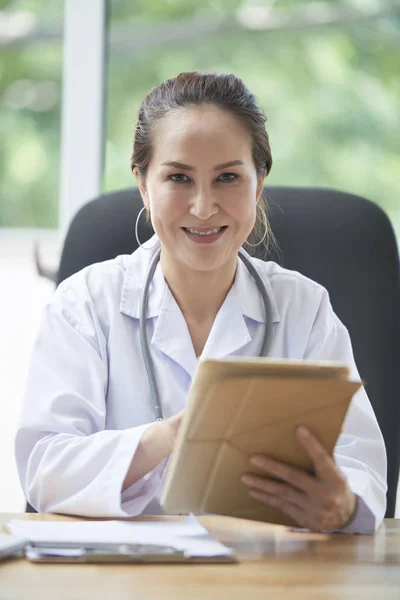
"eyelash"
168,173,240,184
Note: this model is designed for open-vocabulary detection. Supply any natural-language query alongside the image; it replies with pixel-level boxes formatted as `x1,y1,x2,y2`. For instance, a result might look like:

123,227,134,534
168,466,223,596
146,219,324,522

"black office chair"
27,186,400,517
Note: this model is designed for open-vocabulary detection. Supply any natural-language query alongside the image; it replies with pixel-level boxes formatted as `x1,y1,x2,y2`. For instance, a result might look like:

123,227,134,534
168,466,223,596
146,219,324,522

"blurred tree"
0,0,399,236
0,0,62,227
105,0,400,236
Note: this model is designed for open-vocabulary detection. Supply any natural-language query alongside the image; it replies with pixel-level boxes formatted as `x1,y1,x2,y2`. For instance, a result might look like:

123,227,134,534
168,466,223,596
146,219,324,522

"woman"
15,72,386,533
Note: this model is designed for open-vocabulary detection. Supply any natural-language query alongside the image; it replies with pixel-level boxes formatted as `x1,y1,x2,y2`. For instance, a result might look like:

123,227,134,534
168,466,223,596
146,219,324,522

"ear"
133,168,150,210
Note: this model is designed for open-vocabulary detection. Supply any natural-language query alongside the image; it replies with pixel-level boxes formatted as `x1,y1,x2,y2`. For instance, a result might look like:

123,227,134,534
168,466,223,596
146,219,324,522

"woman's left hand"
241,426,357,532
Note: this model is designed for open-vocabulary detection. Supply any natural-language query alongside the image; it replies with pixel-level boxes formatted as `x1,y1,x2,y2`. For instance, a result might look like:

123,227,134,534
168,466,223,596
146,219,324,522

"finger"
248,489,310,529
250,454,321,496
296,426,345,484
241,474,309,511
249,489,332,532
243,473,333,514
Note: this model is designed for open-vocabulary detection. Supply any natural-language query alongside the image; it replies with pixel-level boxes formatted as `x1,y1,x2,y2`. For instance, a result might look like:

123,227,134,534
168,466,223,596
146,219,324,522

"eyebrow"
161,160,244,171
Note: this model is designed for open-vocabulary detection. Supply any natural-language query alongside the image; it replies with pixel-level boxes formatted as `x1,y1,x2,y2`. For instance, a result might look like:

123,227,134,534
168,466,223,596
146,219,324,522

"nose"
189,187,219,221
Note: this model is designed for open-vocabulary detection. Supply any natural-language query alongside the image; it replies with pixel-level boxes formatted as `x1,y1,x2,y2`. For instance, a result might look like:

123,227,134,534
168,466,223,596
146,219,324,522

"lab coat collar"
120,236,166,320
150,280,254,377
120,237,280,377
120,236,280,325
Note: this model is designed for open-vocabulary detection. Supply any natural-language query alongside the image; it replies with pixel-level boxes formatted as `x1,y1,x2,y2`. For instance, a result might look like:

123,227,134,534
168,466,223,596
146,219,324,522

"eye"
218,173,239,183
169,173,191,183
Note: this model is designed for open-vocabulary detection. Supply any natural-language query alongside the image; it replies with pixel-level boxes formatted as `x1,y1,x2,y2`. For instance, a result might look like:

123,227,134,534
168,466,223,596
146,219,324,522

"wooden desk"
1,514,399,600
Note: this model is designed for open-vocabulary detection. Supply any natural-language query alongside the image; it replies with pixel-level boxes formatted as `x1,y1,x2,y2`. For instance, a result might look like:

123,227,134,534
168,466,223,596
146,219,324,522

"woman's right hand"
164,409,185,454
122,409,186,491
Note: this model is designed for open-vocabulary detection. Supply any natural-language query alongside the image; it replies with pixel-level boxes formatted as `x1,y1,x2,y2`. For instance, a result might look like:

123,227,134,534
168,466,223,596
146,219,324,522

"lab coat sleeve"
15,278,165,517
302,287,387,533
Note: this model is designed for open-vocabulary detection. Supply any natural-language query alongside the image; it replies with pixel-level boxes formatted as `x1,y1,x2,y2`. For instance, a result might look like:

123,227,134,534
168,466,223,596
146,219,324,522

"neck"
160,252,238,325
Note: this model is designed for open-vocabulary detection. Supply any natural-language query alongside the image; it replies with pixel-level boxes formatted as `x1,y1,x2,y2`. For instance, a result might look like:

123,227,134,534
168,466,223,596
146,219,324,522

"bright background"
1,0,399,511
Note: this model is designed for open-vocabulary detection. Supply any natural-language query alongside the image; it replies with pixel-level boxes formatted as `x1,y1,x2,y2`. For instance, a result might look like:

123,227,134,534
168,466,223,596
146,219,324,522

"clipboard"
0,534,27,561
25,541,237,564
161,358,361,526
6,516,236,564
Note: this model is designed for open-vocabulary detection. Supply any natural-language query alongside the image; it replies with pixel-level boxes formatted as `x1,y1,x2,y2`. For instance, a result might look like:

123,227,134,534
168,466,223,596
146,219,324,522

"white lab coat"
15,238,387,532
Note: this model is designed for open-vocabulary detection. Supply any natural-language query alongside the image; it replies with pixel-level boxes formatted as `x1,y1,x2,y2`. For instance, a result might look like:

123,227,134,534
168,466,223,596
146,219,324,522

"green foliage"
105,0,400,236
0,41,62,227
0,0,399,236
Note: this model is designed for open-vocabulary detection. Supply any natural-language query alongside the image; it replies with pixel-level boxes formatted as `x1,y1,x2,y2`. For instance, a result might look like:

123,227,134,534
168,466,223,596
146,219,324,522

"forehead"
150,104,253,163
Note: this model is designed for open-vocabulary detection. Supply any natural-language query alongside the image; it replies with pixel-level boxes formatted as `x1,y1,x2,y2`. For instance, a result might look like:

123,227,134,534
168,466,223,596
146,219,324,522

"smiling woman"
130,73,273,355
131,73,274,275
135,104,263,270
15,72,386,534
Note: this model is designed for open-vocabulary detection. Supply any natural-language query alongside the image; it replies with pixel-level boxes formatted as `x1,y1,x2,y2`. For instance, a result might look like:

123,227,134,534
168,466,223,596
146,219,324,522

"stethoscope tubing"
139,247,274,421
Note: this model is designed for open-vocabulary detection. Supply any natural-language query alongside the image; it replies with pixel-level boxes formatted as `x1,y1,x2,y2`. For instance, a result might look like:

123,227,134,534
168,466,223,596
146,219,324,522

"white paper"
0,534,27,559
6,515,233,558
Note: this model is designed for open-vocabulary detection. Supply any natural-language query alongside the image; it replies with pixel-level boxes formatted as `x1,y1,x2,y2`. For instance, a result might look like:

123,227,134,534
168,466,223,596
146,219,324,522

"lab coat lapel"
150,277,252,376
201,286,252,359
120,242,277,377
151,286,198,378
120,239,197,377
152,284,251,375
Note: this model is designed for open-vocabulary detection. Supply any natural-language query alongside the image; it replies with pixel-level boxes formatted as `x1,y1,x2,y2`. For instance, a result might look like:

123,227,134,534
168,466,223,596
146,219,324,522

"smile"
183,226,226,236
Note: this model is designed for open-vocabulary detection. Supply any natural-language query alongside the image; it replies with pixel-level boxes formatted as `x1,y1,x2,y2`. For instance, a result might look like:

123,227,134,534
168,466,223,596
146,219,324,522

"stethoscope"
139,247,274,421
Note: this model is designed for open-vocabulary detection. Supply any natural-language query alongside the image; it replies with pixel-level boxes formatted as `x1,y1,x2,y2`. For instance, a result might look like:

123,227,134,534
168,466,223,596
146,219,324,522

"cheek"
150,192,187,228
223,188,256,223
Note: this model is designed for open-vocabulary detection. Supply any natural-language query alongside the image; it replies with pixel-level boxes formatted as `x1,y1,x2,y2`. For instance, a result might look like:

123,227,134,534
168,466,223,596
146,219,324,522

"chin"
179,249,235,273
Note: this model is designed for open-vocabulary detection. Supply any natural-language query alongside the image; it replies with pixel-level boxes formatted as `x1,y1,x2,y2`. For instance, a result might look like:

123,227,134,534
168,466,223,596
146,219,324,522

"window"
0,0,63,512
0,2,62,228
105,0,400,236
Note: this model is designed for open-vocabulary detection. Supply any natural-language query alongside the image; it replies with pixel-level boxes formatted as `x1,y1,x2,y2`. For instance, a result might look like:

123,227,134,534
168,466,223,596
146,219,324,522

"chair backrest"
30,186,400,517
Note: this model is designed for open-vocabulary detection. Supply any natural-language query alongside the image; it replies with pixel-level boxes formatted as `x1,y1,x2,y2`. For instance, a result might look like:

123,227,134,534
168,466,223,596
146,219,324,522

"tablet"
161,358,361,526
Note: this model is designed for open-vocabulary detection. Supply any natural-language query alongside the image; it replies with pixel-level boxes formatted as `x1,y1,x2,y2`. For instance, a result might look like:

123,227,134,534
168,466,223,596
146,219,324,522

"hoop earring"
135,206,158,250
244,204,268,248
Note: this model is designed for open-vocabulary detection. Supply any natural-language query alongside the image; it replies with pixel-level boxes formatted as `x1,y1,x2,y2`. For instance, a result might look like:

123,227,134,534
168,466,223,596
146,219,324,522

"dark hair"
131,71,276,255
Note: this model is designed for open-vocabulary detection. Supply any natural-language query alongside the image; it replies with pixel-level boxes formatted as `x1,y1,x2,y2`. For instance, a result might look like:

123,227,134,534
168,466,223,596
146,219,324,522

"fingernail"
241,475,252,485
249,490,260,499
297,426,309,438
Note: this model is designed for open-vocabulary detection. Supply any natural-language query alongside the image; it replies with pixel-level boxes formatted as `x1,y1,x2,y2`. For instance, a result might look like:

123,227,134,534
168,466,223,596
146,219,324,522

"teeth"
186,227,222,236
